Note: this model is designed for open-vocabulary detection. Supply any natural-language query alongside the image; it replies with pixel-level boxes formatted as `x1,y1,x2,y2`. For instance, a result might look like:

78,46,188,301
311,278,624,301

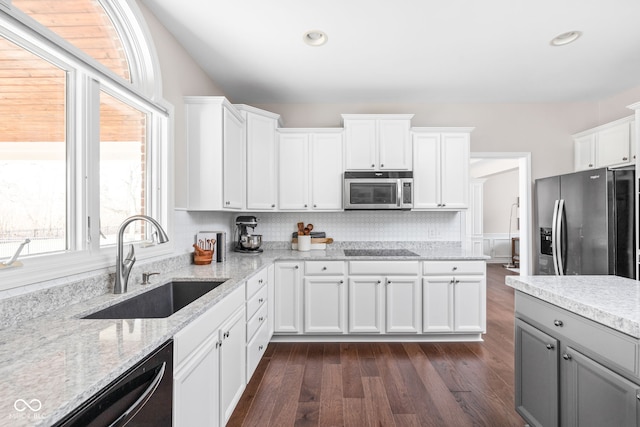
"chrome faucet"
115,215,169,294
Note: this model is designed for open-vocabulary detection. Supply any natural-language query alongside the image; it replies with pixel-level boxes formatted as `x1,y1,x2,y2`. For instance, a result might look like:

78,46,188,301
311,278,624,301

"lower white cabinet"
246,267,272,379
385,277,421,333
304,276,346,333
274,261,303,333
173,285,246,427
422,261,486,333
348,277,384,333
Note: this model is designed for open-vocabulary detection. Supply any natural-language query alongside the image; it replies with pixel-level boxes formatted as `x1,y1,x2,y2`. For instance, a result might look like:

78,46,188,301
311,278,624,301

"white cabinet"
385,276,421,333
304,277,346,333
573,116,635,171
237,105,281,210
342,114,414,170
173,285,245,427
412,129,472,210
184,96,246,211
246,267,271,379
422,261,486,333
274,261,303,333
348,277,384,333
219,307,246,425
348,261,421,334
277,129,343,211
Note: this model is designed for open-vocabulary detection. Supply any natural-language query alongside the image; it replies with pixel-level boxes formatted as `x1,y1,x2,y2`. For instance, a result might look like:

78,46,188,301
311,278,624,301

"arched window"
0,0,170,290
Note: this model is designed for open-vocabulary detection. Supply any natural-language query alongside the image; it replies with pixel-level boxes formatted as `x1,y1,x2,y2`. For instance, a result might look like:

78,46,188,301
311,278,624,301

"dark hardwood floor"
229,264,525,427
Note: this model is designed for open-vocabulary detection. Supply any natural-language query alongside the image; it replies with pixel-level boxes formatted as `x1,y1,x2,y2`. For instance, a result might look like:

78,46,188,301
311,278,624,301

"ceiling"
140,0,640,104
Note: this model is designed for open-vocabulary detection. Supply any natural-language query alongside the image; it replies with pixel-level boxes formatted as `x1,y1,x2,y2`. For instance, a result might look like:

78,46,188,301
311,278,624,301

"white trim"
271,334,484,343
470,152,531,275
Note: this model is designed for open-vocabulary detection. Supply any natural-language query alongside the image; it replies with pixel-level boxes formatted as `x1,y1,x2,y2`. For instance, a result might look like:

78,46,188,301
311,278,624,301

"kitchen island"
505,275,640,427
0,246,485,426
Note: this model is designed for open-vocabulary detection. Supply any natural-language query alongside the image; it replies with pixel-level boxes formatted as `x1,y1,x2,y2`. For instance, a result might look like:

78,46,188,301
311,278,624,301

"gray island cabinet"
507,275,640,427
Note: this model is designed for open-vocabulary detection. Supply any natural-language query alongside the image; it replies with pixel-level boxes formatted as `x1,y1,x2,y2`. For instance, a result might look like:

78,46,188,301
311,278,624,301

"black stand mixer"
234,216,263,253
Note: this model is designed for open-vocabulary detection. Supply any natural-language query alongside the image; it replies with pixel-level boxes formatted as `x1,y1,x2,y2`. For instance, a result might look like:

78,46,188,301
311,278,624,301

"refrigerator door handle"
551,199,560,275
556,199,566,275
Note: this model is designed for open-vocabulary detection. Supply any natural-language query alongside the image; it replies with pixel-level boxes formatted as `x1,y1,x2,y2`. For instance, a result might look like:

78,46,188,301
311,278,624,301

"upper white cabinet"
573,115,635,171
277,129,343,211
342,114,414,170
184,96,246,210
412,128,472,210
236,105,281,210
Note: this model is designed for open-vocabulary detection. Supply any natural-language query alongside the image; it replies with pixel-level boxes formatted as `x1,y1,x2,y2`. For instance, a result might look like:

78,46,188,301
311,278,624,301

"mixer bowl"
240,234,262,250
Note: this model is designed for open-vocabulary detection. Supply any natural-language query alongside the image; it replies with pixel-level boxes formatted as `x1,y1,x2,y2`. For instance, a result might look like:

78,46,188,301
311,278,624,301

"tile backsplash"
248,211,462,242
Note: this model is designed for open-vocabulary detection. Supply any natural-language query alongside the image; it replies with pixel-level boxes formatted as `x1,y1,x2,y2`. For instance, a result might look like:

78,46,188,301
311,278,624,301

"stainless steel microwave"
344,171,413,210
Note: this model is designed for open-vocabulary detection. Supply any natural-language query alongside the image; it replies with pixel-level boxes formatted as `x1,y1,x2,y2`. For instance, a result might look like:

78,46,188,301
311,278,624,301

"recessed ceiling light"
550,31,582,46
303,30,328,47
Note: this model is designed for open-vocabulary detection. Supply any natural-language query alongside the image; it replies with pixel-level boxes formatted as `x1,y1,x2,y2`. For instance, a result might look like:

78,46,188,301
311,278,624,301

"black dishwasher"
54,340,173,427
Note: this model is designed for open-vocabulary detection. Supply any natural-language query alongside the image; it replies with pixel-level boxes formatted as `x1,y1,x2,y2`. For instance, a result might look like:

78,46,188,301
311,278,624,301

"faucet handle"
142,272,160,285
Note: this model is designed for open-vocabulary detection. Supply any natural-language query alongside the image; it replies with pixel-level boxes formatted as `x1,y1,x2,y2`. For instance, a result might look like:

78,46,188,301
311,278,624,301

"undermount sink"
83,280,226,319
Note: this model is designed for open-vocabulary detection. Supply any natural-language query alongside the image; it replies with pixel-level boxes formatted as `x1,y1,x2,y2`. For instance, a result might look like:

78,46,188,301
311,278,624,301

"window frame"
0,1,173,291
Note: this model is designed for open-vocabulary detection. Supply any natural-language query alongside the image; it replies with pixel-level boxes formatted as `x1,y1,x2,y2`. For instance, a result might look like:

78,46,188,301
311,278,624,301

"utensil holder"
297,235,311,251
193,244,214,265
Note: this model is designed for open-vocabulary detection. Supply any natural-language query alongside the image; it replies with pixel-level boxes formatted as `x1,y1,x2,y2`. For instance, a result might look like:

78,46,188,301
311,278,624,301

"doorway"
469,152,531,276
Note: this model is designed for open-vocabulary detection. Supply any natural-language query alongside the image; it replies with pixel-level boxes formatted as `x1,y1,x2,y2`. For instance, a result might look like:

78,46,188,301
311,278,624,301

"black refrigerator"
535,167,635,278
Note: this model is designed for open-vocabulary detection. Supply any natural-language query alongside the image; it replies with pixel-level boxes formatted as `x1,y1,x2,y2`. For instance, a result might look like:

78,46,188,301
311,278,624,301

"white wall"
483,169,519,234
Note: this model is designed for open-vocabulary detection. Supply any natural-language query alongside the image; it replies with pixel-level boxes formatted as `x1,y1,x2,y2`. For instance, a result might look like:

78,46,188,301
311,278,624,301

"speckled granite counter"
0,247,485,426
505,275,640,338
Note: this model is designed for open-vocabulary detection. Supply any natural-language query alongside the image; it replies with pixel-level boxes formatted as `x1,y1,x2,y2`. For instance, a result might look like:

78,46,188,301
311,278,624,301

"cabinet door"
597,122,631,167
246,112,277,210
344,119,377,170
385,276,421,333
310,132,343,210
422,277,454,332
561,346,639,427
440,133,469,209
514,318,559,427
453,275,485,332
219,307,246,426
348,277,384,333
378,119,411,170
267,264,275,336
574,133,596,171
173,338,220,427
412,133,441,209
278,133,309,210
304,277,346,333
274,262,302,333
222,107,245,209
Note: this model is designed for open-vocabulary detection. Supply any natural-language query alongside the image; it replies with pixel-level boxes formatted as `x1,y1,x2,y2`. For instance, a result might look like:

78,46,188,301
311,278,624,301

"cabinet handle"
387,280,391,285
623,157,628,161
224,331,230,338
339,280,344,284
442,204,446,207
377,280,381,284
304,204,308,208
295,265,299,269
371,164,375,168
271,204,276,208
380,164,384,168
546,344,555,350
322,266,327,270
259,345,264,351
553,320,563,327
562,353,572,361
258,298,264,303
452,266,458,271
259,316,264,322
314,204,317,208
588,163,593,167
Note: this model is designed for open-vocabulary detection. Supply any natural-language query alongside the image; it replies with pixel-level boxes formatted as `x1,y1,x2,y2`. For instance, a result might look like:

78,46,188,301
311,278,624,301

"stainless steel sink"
83,280,226,319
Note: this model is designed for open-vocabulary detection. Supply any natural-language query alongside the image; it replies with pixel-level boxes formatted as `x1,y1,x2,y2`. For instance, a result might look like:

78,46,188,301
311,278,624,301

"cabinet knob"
377,280,381,284
452,266,458,271
259,345,264,351
553,319,563,327
442,204,446,207
623,157,628,161
339,280,344,284
588,163,593,167
371,164,375,168
322,266,327,270
562,353,572,361
271,204,276,208
546,344,554,350
259,316,264,322
314,204,317,208
387,280,392,285
380,164,384,168
258,298,264,303
295,265,299,269
304,204,308,208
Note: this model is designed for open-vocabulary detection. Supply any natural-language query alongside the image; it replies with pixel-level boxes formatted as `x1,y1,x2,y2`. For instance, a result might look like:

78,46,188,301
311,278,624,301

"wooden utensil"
297,222,304,236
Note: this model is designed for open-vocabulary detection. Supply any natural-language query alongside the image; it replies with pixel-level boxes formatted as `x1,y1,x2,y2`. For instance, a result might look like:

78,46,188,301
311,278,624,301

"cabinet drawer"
516,292,638,376
305,261,345,275
247,285,267,320
423,261,485,275
246,267,268,298
175,285,244,367
247,322,270,379
247,303,268,341
349,261,419,276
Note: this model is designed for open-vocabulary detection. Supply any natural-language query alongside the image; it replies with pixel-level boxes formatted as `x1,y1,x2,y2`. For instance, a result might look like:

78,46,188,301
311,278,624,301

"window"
0,1,169,290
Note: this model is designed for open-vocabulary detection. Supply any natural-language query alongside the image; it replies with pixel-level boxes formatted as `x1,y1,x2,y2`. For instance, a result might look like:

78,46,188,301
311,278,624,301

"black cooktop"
343,249,419,257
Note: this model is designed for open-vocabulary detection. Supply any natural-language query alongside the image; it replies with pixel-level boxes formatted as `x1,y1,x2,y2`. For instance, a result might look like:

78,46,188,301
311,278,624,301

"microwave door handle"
396,181,402,207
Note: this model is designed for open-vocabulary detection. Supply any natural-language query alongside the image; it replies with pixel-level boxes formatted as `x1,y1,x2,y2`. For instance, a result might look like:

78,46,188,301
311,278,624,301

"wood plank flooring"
229,264,525,427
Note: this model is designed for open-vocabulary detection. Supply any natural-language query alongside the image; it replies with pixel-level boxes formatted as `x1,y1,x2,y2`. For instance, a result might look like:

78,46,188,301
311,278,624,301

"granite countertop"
505,275,640,339
0,247,485,426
